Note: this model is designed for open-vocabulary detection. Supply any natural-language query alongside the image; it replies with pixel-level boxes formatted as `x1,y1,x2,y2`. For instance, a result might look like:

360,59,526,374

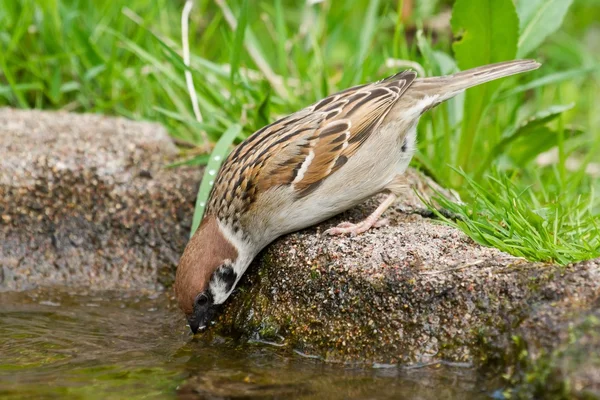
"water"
0,289,491,399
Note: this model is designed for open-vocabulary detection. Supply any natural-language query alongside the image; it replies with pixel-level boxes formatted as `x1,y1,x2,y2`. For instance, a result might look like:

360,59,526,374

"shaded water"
0,290,491,399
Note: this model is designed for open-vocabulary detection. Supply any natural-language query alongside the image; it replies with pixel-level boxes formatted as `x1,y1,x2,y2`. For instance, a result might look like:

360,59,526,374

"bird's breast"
244,118,417,245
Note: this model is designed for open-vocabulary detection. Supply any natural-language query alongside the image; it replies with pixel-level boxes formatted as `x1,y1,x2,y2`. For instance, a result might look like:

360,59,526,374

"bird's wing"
208,70,416,217
269,70,416,197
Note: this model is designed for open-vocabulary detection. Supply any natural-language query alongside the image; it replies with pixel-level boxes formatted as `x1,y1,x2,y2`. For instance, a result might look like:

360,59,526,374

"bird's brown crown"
174,216,238,315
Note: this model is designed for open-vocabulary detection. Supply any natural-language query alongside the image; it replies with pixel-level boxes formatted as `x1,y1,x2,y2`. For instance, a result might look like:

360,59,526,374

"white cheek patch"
214,219,256,304
210,278,231,304
209,262,237,304
402,125,418,154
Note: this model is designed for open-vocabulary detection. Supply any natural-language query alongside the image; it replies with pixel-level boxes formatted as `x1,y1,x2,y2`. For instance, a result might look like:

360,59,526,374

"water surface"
0,289,490,399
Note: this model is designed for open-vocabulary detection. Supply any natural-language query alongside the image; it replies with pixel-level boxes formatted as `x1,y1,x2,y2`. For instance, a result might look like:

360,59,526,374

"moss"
258,317,281,340
503,314,600,399
502,340,570,399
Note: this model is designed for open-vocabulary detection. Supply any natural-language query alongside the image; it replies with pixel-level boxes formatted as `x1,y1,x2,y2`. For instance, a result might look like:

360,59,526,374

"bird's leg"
324,174,409,236
324,192,397,236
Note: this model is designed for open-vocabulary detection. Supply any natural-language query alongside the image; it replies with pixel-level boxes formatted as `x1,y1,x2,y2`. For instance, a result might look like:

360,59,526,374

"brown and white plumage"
175,59,541,333
207,70,414,225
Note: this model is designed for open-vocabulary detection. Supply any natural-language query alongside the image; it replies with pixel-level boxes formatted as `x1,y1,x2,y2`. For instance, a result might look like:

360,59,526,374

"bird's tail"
412,59,541,102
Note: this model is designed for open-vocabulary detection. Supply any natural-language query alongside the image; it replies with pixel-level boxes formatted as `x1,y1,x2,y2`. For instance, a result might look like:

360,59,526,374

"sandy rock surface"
0,108,197,291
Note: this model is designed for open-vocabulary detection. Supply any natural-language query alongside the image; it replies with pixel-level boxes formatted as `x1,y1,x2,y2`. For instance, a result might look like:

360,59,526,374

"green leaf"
416,29,440,76
432,50,459,76
256,84,271,128
190,124,243,236
451,0,519,72
506,126,580,167
516,0,574,58
451,0,519,175
476,103,575,175
499,103,574,143
504,104,583,167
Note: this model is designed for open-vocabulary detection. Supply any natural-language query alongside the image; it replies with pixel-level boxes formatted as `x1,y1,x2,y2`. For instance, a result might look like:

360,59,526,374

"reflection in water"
0,290,489,399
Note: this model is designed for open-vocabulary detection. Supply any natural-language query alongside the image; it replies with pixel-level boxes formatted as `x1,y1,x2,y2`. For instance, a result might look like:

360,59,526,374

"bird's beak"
187,298,218,335
187,317,206,334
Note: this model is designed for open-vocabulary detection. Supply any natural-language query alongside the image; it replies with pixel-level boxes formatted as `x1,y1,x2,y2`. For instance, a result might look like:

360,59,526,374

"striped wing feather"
286,70,416,196
207,70,416,220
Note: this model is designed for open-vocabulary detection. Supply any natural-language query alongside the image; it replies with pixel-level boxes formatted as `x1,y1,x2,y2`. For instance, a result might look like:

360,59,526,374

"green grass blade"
353,0,380,84
230,0,249,83
154,107,224,138
166,154,210,169
190,124,242,236
0,54,30,107
274,0,289,78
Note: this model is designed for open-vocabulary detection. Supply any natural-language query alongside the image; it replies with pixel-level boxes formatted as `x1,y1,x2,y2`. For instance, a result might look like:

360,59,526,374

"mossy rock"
2,110,598,397
211,186,600,398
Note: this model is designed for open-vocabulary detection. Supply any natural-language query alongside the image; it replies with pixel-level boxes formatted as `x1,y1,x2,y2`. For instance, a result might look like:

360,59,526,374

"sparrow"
174,59,541,333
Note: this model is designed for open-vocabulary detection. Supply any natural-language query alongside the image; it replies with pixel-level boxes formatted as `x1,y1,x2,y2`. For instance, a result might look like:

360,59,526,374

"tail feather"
413,59,541,101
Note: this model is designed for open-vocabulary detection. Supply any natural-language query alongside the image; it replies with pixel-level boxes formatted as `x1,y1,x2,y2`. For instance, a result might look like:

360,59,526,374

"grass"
429,169,599,264
0,0,598,265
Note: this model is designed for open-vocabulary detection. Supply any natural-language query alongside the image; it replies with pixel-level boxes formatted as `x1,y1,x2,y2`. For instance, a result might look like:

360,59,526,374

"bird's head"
174,216,242,334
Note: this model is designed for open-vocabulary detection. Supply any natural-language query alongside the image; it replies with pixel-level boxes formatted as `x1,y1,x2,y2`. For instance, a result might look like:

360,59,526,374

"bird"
174,59,541,334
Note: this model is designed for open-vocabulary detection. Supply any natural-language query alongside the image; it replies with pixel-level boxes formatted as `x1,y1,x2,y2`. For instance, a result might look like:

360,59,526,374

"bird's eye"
195,293,209,307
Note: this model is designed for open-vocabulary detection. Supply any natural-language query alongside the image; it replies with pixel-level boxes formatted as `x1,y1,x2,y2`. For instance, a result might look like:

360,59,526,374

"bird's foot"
325,192,397,236
324,218,389,236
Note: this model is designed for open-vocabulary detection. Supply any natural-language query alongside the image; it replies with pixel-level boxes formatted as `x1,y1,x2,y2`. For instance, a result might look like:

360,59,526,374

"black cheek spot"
217,265,237,293
401,139,407,152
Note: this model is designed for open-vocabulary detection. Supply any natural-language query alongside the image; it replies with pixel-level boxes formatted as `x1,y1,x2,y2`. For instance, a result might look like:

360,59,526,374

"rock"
1,109,598,398
502,258,600,399
212,199,600,398
0,108,198,291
